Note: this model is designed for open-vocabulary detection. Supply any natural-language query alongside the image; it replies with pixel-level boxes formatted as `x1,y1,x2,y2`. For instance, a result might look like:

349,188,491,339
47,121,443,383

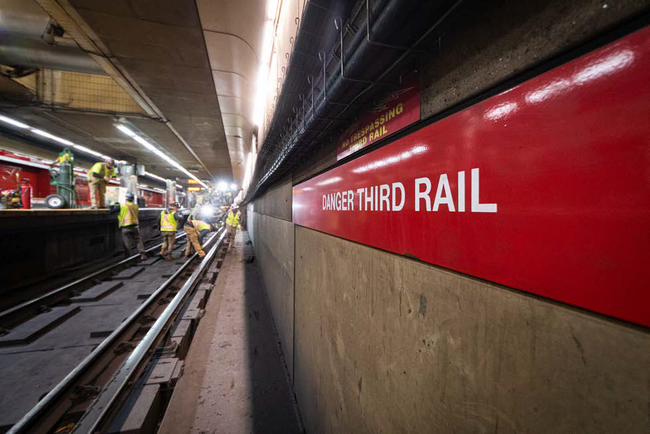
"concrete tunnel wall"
0,209,163,294
248,0,650,432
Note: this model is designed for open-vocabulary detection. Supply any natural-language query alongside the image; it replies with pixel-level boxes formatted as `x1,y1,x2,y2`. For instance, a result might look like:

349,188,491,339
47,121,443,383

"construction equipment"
46,148,75,209
0,172,22,209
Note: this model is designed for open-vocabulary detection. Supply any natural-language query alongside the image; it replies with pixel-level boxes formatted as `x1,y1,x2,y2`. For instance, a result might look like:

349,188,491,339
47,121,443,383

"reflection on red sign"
337,75,420,160
294,28,650,327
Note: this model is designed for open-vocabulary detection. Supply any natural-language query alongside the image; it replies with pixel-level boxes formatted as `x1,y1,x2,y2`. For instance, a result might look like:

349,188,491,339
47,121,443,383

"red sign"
337,75,420,160
294,28,650,327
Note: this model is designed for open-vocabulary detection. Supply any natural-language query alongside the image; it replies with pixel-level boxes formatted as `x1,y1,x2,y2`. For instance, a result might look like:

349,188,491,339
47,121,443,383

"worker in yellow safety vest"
226,206,241,244
88,158,116,208
184,218,215,259
160,202,180,260
115,192,147,261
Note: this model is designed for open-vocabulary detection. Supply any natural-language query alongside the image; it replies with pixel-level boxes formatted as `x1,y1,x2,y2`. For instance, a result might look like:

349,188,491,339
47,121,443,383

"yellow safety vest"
160,211,177,232
186,219,211,231
118,202,139,227
226,210,241,229
90,162,115,180
195,220,211,231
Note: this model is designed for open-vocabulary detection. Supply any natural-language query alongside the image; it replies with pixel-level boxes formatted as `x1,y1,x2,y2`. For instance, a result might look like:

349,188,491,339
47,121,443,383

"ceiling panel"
197,0,266,182
69,0,233,181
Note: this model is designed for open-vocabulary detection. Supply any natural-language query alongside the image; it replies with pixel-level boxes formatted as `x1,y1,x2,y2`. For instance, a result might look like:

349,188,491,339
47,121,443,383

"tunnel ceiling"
64,0,234,181
195,0,265,183
0,0,266,184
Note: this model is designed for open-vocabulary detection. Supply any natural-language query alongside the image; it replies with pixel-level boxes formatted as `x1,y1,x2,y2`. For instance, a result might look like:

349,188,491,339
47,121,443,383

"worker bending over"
114,192,147,261
226,206,241,244
88,158,115,209
160,202,180,260
184,218,215,258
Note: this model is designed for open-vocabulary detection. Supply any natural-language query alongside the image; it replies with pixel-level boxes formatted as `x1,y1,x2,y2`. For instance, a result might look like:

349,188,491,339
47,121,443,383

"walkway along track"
4,229,228,433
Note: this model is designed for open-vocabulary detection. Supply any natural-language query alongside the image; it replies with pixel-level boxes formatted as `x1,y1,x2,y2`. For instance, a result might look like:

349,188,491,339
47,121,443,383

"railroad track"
1,228,228,434
0,232,187,329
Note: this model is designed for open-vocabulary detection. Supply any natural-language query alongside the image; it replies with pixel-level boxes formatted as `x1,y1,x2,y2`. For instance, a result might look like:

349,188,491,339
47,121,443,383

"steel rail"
6,229,223,434
72,228,227,433
0,232,187,327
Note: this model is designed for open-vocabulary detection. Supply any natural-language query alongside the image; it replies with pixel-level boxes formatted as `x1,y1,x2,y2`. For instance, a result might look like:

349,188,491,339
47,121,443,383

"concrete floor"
159,231,302,434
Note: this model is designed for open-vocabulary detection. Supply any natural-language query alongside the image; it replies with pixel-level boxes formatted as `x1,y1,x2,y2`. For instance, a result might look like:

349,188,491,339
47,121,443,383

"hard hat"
125,192,135,201
169,201,180,208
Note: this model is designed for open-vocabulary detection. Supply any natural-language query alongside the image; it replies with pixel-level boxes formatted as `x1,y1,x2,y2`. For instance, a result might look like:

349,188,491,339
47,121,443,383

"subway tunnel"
0,0,649,433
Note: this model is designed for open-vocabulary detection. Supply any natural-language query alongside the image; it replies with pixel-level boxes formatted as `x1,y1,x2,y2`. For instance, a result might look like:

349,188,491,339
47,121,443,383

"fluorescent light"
0,116,170,184
253,19,275,126
261,20,273,63
31,129,74,146
116,124,136,137
144,171,167,183
132,134,156,150
73,144,104,158
0,115,29,129
266,0,278,20
116,123,209,188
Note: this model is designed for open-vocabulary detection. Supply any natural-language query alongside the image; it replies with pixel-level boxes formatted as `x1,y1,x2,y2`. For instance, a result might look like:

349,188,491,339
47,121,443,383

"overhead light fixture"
252,9,276,126
0,115,29,129
116,124,136,137
144,171,168,183
72,144,104,158
266,0,278,20
217,181,228,191
115,122,209,189
0,113,170,181
31,129,75,146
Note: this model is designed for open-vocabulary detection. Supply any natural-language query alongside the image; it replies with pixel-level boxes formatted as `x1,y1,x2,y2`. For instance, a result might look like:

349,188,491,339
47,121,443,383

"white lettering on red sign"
322,168,497,213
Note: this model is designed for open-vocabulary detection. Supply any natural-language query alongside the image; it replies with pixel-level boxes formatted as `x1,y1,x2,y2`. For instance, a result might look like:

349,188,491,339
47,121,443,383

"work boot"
140,252,147,261
165,254,173,261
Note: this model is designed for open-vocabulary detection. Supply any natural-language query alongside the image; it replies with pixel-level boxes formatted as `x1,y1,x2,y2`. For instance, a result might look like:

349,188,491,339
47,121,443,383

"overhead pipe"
0,0,52,40
0,0,105,75
0,38,106,75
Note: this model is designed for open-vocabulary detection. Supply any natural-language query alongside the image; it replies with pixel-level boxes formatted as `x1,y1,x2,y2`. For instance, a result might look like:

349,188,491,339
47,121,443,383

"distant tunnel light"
0,115,29,129
217,181,228,191
230,183,237,190
115,123,209,189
